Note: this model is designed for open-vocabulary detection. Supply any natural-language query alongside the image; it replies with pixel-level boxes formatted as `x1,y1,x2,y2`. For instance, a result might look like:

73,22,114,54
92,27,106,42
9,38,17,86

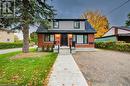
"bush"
0,42,23,49
42,45,53,52
95,41,130,52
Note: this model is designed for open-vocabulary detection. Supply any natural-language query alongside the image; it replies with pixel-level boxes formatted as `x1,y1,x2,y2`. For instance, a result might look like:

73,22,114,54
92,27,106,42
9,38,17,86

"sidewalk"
48,49,88,86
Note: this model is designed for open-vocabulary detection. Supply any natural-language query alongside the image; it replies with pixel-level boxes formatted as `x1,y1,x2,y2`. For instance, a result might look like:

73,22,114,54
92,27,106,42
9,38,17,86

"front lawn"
0,51,57,86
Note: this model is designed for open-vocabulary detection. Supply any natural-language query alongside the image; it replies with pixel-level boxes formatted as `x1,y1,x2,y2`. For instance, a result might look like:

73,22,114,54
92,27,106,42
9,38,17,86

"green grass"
0,51,57,86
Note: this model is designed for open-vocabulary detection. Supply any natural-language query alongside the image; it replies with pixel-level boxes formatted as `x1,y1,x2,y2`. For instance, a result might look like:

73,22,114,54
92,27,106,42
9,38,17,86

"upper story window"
74,21,80,29
53,21,59,28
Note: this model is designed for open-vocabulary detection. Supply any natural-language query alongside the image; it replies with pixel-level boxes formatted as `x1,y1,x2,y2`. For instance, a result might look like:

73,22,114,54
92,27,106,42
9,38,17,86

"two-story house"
36,19,96,51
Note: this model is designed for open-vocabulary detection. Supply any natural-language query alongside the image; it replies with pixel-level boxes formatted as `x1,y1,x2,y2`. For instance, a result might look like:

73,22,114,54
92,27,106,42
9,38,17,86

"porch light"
55,34,60,38
68,34,72,38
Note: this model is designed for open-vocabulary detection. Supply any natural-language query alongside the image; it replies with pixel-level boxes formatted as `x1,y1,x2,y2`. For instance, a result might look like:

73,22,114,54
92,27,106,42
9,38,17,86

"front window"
77,35,83,44
76,35,88,44
53,21,59,28
73,35,76,41
74,21,80,29
50,35,54,42
44,34,50,42
84,35,88,44
44,34,54,42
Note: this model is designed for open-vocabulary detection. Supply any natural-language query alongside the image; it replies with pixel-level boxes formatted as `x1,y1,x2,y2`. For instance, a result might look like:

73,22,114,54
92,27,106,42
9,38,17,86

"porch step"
59,48,70,55
53,46,76,54
60,46,69,49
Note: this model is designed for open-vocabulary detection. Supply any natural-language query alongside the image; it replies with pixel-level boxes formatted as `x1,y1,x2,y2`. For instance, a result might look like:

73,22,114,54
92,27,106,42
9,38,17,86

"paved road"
0,46,36,54
73,49,130,86
0,48,22,54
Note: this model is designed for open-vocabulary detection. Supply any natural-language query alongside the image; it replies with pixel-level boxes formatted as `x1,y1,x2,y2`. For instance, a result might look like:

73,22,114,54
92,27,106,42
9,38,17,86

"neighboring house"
36,19,96,51
96,26,130,43
0,28,15,42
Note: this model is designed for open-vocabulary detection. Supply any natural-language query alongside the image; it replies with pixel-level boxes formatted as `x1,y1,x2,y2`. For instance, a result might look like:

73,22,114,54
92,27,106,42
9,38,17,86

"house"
36,19,96,52
96,26,130,43
0,28,15,42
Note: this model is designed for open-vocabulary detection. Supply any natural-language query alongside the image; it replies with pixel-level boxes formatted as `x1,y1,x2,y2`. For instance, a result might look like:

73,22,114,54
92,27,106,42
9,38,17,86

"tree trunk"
22,24,29,53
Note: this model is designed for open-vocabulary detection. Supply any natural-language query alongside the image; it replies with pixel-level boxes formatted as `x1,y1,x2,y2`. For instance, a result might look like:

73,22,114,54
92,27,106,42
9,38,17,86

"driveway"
73,49,130,86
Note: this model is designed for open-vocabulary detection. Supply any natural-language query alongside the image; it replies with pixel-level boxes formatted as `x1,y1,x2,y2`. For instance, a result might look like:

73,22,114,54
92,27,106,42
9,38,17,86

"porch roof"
36,29,95,34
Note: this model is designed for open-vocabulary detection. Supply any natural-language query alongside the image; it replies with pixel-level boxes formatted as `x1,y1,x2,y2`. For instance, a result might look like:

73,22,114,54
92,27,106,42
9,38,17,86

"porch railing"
70,41,76,53
42,42,54,52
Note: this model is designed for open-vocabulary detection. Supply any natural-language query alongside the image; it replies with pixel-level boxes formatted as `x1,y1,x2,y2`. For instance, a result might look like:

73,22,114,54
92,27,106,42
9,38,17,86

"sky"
17,0,130,39
50,0,130,26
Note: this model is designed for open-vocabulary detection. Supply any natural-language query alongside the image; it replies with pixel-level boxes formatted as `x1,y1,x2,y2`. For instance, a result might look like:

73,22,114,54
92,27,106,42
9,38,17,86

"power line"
107,0,130,15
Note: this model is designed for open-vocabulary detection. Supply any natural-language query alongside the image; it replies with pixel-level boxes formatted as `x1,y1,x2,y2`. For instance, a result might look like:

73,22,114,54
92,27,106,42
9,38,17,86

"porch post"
68,34,73,46
55,34,61,45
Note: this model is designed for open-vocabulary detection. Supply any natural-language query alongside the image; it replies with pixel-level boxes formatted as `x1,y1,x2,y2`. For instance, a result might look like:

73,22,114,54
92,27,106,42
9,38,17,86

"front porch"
37,33,95,52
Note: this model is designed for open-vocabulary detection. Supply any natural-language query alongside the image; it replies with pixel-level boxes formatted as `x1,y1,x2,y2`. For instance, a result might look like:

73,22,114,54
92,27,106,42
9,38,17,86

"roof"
52,19,87,21
96,33,130,39
36,19,96,34
96,35,116,39
96,26,130,39
111,26,130,31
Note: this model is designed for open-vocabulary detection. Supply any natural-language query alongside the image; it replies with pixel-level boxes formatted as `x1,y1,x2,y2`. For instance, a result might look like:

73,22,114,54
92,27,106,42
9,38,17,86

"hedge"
95,41,130,52
0,42,23,49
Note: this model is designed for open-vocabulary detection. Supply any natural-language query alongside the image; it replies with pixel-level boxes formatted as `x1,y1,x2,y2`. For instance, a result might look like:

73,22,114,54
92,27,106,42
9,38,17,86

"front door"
61,34,68,46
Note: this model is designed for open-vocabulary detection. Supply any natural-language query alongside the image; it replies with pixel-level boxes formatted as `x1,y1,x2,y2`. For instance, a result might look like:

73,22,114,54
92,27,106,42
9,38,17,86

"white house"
0,28,15,42
96,26,130,43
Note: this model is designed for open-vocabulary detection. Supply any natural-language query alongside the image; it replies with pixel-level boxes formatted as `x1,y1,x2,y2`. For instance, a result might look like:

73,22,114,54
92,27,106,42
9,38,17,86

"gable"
104,28,115,36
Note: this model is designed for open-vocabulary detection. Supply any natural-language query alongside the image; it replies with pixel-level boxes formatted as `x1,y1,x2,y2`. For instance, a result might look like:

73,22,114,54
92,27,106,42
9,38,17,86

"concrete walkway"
48,49,88,86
